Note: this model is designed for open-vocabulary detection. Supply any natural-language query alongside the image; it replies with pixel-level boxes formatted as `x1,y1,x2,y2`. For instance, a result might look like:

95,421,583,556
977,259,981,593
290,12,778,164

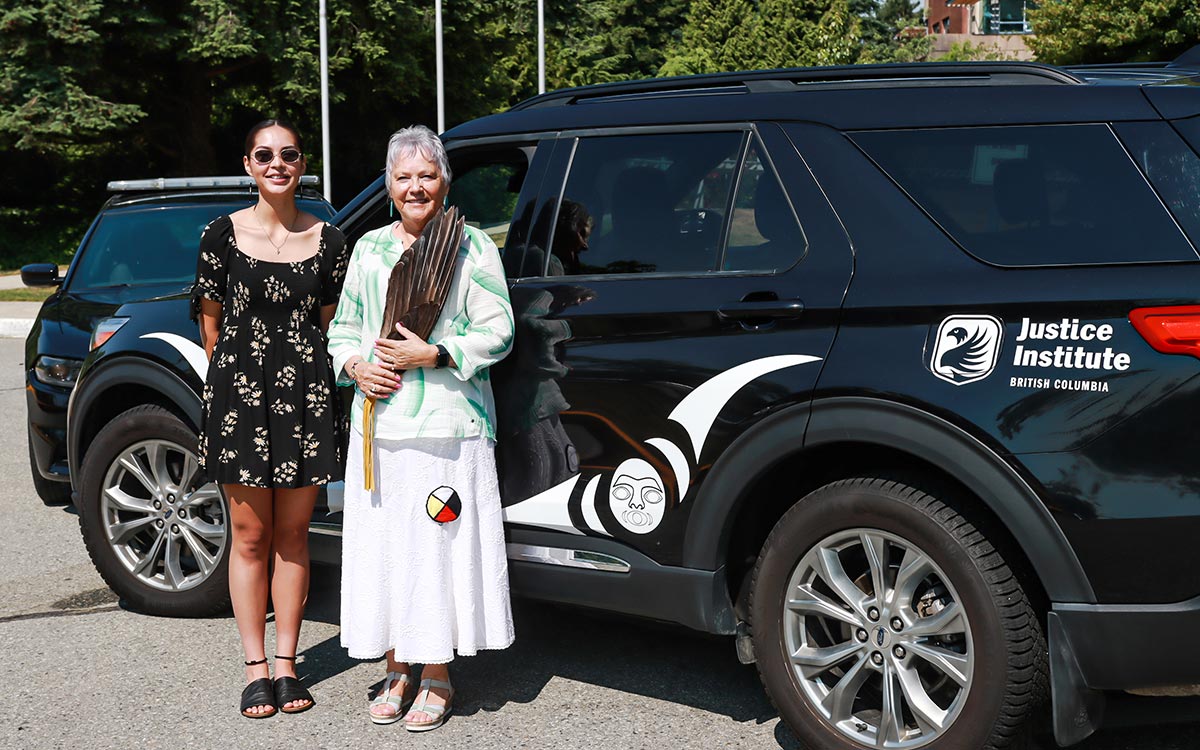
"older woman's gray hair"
385,125,452,185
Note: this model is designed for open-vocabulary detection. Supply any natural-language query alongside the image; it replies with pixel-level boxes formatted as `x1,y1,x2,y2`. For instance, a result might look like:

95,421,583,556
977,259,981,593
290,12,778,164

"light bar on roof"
107,175,320,192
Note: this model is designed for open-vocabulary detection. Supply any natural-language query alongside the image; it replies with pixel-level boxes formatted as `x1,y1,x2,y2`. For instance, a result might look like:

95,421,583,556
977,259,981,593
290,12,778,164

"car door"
496,124,853,567
309,137,552,538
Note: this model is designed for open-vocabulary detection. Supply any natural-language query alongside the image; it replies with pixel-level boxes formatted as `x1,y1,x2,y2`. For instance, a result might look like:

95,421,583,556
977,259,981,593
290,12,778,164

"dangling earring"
389,201,394,218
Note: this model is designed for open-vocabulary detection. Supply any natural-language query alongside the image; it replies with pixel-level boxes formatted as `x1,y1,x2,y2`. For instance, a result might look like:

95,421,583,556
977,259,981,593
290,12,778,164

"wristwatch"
434,344,450,369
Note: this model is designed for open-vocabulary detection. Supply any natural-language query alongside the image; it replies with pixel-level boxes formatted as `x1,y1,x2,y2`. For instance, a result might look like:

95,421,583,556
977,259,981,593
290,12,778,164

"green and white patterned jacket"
327,223,514,440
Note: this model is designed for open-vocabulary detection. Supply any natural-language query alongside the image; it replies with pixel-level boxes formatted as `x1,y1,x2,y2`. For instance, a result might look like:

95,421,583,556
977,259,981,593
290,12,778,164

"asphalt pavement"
2,337,1200,749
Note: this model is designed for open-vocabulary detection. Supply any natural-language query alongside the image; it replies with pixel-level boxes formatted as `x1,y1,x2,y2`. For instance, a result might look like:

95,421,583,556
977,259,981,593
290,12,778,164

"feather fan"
362,206,466,491
379,205,465,341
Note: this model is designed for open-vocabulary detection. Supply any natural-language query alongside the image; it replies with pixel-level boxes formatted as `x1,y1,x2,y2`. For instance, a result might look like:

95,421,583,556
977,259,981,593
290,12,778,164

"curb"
0,319,33,339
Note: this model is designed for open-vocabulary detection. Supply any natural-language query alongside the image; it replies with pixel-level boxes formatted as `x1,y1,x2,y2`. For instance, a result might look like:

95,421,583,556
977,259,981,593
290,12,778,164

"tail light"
1129,306,1200,359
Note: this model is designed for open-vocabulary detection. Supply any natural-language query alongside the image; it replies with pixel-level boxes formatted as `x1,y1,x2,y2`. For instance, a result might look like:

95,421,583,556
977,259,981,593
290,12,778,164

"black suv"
65,58,1200,749
23,177,331,504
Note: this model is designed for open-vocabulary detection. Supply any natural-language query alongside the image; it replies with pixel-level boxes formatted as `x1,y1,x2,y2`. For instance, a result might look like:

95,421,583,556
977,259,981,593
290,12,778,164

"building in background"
925,0,1035,60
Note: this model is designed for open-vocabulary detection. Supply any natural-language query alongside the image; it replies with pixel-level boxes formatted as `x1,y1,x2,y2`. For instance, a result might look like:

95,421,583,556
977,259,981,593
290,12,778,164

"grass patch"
0,287,55,302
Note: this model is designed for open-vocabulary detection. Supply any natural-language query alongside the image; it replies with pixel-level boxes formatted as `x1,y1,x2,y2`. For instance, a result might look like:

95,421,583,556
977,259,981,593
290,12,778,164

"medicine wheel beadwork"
426,486,462,524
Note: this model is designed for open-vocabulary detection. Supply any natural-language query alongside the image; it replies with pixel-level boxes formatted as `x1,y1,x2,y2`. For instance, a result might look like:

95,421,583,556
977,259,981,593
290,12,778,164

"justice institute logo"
930,315,1003,385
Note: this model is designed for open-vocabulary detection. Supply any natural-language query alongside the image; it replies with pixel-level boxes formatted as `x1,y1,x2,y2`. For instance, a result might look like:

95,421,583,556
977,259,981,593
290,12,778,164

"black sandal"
240,658,277,719
273,655,315,714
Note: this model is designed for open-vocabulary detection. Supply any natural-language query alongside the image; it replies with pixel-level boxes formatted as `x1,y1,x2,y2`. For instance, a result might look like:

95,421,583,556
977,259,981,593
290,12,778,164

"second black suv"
24,177,331,504
64,58,1200,749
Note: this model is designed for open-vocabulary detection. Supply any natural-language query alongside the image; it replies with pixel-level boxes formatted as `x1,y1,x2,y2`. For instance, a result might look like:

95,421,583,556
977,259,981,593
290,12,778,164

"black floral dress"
191,215,349,488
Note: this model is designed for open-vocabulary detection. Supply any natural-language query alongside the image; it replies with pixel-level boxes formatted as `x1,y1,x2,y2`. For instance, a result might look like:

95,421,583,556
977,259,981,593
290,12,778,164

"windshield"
69,200,330,291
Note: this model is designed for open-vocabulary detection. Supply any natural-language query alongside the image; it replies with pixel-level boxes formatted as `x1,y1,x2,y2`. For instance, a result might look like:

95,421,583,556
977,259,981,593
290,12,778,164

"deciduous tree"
661,0,930,73
1028,0,1200,64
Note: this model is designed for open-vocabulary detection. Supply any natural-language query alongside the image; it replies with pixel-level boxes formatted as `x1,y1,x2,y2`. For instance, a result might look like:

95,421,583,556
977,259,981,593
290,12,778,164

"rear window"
723,140,807,272
1172,115,1200,155
70,200,328,291
1115,121,1200,249
852,124,1198,266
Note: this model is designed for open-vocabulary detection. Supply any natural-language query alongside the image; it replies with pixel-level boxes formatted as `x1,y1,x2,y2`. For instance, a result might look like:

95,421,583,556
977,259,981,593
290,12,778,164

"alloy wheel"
100,439,226,592
783,528,973,748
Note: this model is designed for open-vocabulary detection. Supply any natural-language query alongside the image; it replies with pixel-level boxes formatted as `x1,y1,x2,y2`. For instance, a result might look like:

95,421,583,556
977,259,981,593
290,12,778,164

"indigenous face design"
389,151,449,232
609,458,666,534
243,125,306,198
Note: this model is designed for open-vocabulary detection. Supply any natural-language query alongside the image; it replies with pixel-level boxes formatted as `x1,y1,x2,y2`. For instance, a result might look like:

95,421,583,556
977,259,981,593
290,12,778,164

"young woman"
191,119,348,719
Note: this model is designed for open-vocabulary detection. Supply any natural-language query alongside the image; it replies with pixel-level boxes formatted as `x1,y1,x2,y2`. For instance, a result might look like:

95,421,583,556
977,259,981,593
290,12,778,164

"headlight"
34,356,83,387
90,317,129,350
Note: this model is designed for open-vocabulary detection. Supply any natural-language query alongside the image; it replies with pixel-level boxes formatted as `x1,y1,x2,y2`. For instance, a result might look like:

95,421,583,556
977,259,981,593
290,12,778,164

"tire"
78,404,231,616
750,477,1045,750
29,426,72,506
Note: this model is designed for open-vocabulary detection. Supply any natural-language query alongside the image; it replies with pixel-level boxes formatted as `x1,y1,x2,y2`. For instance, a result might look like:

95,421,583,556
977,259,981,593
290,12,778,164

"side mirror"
21,263,61,288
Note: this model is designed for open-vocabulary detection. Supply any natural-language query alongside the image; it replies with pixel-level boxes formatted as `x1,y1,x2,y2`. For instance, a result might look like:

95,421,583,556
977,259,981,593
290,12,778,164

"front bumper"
26,372,71,482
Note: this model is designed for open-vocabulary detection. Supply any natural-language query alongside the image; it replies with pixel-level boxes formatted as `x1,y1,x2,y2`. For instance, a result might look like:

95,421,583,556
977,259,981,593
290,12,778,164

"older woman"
327,125,515,732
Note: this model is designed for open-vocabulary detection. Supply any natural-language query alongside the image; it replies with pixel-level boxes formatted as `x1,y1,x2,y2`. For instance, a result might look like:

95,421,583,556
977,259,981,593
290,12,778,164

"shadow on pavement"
299,563,804,747
295,564,1200,749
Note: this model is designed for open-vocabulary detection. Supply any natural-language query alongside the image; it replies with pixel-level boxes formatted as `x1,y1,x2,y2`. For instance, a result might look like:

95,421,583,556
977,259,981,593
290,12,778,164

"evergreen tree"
852,0,893,50
878,0,919,27
854,0,931,63
0,2,146,154
0,0,434,210
658,0,756,76
751,0,832,69
550,0,690,86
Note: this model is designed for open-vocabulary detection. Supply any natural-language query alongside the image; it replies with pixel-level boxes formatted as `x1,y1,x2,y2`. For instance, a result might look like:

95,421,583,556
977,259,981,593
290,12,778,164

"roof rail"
1068,45,1200,74
107,175,320,192
511,62,1082,111
1067,62,1173,71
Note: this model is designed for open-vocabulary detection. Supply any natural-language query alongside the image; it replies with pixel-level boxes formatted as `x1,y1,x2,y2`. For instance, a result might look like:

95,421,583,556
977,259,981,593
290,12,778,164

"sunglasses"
250,147,303,165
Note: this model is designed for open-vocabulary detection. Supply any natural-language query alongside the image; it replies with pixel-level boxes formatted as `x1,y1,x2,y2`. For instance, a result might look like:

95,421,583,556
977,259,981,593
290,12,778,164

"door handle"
717,298,805,320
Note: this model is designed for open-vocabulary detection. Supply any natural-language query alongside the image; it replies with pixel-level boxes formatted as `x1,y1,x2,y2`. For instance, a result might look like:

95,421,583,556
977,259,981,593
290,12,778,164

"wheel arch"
68,356,202,497
683,396,1095,609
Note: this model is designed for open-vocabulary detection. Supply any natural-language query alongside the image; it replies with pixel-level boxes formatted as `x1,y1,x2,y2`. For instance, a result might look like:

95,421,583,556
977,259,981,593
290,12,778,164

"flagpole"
319,0,331,202
537,0,545,94
436,0,445,133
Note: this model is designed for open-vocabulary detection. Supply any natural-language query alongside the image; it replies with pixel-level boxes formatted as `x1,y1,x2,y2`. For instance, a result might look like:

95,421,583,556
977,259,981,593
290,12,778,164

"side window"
1115,121,1200,251
853,124,1198,266
449,154,528,252
724,141,807,272
1171,115,1200,159
340,146,533,269
549,131,744,276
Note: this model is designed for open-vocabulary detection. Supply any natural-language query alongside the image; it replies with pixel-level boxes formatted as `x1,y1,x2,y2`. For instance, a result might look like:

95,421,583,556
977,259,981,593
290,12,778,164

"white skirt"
339,432,515,663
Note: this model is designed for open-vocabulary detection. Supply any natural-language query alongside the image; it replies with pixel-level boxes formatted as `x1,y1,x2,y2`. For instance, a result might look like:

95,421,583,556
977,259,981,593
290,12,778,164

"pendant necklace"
253,205,297,254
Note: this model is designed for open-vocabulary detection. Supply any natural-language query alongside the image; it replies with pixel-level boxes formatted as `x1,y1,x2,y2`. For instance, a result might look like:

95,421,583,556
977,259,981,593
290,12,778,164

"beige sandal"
404,677,454,732
369,671,412,725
